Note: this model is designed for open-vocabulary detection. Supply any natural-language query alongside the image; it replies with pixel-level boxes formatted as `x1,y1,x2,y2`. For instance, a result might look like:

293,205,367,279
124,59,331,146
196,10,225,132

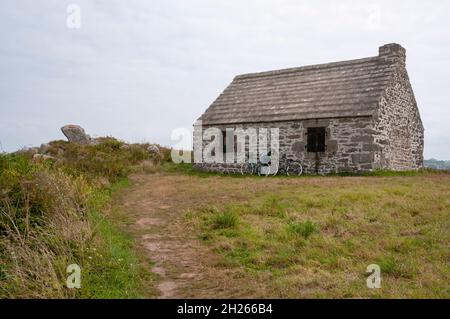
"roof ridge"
234,56,380,80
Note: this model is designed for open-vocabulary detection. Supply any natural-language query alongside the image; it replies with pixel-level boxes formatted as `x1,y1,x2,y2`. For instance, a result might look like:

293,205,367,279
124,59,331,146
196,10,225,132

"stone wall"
372,67,424,170
193,116,379,174
193,43,424,174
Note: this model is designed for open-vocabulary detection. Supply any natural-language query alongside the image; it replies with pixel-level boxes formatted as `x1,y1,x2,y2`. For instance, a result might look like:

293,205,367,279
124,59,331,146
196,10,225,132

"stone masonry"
194,44,424,174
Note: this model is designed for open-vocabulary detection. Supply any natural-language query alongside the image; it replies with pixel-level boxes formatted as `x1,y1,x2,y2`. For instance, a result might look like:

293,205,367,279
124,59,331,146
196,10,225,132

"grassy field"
1,141,448,298
183,171,450,298
0,138,164,298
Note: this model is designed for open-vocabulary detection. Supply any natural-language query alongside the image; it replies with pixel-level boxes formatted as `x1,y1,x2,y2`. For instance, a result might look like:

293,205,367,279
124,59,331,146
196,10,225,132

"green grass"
161,162,224,177
0,140,161,298
79,188,154,298
287,221,319,238
210,211,239,229
2,147,448,298
165,162,447,178
187,173,450,298
39,138,153,182
77,182,155,299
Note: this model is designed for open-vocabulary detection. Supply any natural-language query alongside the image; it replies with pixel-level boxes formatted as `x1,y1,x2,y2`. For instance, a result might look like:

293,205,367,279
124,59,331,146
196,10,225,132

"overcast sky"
0,0,449,159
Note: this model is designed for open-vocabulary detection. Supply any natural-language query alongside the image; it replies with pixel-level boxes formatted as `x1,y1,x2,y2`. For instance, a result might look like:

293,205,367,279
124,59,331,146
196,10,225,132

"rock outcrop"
61,125,91,144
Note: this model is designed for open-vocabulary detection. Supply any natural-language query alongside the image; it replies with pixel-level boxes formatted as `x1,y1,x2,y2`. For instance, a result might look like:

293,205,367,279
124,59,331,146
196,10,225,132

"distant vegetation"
424,159,450,170
0,137,170,298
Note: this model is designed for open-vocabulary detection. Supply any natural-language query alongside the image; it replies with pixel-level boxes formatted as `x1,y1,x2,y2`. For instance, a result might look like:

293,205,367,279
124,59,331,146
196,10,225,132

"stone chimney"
379,43,406,65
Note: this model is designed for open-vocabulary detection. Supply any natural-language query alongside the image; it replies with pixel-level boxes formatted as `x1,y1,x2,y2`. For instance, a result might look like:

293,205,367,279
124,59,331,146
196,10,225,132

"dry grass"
0,138,168,298
25,138,165,182
184,173,450,298
0,168,93,298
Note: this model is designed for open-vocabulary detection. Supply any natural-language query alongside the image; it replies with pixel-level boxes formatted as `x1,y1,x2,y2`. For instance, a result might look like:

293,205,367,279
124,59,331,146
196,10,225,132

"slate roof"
199,44,401,125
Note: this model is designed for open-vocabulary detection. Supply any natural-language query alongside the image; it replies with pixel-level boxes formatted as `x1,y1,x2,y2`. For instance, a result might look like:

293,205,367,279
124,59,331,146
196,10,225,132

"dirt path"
112,173,259,298
110,172,450,299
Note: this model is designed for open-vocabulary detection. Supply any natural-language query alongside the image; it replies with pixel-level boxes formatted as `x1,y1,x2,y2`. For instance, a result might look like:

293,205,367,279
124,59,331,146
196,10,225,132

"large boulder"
61,125,91,144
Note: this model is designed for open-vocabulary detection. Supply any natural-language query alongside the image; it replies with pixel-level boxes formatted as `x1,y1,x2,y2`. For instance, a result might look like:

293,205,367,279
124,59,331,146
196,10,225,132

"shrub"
287,220,319,238
0,138,160,298
0,164,93,298
211,211,239,229
29,138,171,182
377,256,411,278
254,196,286,217
159,147,173,162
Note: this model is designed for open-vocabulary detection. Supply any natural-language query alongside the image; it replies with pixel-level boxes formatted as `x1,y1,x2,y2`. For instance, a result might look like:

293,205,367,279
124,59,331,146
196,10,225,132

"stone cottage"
194,43,424,174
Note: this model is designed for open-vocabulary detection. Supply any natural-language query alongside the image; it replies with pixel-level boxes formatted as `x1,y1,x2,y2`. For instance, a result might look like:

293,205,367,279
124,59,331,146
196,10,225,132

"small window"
222,130,237,154
307,127,326,152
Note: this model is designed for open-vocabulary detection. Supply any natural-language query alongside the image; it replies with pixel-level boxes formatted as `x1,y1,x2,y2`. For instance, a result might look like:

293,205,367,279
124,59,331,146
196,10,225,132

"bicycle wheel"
297,163,303,176
289,163,303,176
